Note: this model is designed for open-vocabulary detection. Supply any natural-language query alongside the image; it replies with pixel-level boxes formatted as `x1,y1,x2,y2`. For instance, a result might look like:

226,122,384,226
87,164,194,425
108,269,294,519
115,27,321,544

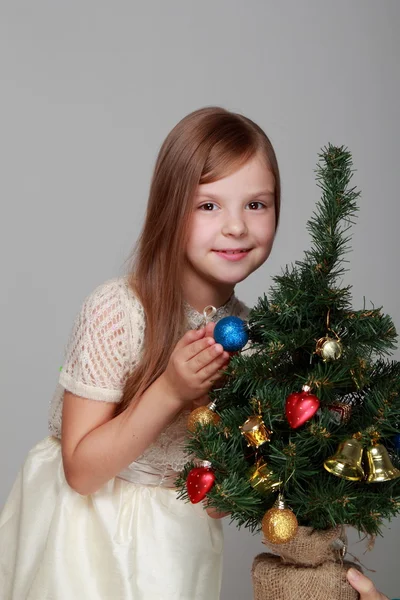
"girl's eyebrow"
195,190,274,200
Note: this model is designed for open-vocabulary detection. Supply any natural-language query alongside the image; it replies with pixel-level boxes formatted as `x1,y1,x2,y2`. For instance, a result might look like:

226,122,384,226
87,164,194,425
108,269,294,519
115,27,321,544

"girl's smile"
212,248,252,261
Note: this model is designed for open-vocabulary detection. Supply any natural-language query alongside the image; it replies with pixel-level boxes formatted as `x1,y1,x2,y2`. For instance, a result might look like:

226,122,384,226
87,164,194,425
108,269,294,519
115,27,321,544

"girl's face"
184,152,276,301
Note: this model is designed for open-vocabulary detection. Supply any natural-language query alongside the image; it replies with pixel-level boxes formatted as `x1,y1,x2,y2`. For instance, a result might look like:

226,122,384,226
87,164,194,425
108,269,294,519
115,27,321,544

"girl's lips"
213,250,251,262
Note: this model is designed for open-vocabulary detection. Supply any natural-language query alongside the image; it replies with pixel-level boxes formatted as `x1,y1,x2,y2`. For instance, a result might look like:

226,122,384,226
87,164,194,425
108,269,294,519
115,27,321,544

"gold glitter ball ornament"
261,495,298,544
187,401,220,432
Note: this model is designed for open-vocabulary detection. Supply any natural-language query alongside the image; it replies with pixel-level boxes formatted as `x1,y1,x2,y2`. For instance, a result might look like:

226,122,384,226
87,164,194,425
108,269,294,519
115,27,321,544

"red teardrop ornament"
285,386,320,428
186,466,216,504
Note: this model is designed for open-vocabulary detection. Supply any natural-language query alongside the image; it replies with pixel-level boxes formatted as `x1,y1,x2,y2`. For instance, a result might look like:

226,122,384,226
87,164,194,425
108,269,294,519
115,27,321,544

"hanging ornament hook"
331,536,347,559
196,305,217,330
326,308,331,332
326,308,341,341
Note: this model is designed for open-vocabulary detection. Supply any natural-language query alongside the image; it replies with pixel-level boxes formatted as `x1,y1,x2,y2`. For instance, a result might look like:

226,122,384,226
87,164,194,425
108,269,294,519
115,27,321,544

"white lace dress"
0,276,249,600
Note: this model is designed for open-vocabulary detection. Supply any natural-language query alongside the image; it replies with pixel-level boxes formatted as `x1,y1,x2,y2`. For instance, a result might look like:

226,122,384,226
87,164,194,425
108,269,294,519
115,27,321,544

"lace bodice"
48,276,249,487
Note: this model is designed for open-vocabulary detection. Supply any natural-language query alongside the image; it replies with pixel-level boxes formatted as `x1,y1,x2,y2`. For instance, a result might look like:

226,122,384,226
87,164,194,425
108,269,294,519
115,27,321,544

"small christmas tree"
177,145,400,598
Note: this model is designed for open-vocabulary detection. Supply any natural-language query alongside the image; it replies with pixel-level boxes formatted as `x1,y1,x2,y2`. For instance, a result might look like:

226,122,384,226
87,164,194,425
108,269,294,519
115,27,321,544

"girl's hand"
202,499,230,519
161,322,230,407
347,569,389,599
204,506,230,519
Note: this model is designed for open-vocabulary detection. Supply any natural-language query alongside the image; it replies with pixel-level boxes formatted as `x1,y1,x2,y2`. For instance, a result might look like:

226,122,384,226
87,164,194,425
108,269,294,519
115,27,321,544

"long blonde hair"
116,106,281,415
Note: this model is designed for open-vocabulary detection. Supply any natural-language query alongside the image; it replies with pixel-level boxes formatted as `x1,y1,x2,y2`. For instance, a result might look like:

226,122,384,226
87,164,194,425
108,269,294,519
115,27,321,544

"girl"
0,106,387,600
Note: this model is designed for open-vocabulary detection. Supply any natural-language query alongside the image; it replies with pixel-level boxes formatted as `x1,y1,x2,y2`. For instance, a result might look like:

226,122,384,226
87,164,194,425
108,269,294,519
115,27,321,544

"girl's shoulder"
49,276,145,436
74,275,146,359
85,275,145,320
57,276,145,401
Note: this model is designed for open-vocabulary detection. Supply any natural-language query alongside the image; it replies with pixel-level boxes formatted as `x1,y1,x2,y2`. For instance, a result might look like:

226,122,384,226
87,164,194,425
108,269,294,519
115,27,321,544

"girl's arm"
62,375,181,495
62,325,229,495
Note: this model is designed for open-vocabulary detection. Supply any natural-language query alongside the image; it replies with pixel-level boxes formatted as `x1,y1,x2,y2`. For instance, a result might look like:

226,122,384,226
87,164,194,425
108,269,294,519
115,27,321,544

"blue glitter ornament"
214,316,249,352
393,434,400,452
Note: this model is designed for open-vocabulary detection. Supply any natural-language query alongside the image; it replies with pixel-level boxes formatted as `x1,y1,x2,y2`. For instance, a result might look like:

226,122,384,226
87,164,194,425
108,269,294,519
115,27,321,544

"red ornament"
186,461,216,504
285,385,320,428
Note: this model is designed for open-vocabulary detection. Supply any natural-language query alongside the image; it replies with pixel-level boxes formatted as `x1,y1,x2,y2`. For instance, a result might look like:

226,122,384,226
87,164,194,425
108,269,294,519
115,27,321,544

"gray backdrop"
1,1,399,598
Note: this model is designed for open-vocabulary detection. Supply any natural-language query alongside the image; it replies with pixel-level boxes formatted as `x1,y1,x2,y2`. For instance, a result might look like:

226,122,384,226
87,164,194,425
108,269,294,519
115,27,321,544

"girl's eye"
247,201,266,210
199,202,218,211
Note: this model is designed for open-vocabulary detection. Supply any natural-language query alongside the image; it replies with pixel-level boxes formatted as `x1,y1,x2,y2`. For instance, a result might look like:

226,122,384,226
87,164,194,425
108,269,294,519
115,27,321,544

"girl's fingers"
346,569,388,600
174,328,206,352
192,343,226,373
204,322,216,337
198,352,230,383
174,323,215,359
183,337,220,364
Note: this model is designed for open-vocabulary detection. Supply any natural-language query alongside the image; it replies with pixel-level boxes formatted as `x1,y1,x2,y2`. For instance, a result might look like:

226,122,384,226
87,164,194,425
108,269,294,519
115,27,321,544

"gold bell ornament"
247,459,282,495
187,400,220,432
324,438,365,481
364,443,400,483
261,493,298,544
240,414,272,448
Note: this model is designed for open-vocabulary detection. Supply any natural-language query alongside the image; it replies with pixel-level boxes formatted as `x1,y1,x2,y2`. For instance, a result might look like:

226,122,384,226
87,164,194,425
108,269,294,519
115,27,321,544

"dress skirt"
0,436,223,599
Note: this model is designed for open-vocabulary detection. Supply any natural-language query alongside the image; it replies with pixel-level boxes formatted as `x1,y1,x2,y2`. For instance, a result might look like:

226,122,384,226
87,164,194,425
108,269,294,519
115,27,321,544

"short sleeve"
58,279,133,403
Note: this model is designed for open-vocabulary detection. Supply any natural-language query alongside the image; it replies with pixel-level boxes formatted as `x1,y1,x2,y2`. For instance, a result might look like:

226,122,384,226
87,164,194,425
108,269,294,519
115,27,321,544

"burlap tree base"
252,526,363,600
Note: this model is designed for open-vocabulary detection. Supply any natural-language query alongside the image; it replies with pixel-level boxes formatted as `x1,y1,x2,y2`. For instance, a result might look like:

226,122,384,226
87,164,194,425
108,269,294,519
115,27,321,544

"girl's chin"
210,272,250,286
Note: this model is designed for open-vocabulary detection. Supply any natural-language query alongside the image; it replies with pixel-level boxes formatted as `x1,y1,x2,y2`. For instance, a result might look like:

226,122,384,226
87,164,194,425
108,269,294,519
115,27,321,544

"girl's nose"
221,216,248,237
